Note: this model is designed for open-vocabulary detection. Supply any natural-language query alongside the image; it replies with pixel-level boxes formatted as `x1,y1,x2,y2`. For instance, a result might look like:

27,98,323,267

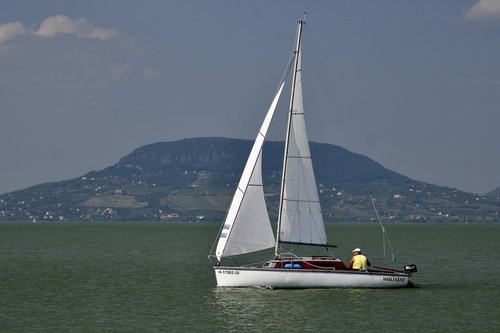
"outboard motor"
404,264,417,273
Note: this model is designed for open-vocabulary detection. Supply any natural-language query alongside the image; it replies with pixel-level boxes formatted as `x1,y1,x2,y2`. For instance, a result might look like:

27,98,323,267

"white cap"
352,248,361,253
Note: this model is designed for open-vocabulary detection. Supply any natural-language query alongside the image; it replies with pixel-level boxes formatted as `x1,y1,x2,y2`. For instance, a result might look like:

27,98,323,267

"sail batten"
283,198,321,203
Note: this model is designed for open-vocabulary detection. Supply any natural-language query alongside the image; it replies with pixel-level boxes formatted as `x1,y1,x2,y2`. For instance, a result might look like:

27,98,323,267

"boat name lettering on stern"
218,270,240,275
382,277,405,282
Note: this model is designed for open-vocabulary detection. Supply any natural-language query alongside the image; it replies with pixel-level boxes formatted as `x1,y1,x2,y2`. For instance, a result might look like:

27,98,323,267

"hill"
486,186,500,199
1,137,498,223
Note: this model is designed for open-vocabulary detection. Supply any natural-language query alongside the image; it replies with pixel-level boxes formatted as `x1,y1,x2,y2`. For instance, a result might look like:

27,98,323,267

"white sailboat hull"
214,266,411,289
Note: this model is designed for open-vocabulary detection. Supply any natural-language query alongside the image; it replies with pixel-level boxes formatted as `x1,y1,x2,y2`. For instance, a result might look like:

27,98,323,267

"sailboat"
209,19,417,288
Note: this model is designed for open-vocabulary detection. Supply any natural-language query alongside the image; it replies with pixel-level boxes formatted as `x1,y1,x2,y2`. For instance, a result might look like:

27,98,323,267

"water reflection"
212,288,286,331
210,287,378,332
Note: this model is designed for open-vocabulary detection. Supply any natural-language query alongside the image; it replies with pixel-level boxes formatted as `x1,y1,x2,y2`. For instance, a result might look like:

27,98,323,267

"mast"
275,19,304,255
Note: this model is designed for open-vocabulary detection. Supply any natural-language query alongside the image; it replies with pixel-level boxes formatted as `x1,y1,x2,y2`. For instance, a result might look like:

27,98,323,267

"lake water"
0,223,498,332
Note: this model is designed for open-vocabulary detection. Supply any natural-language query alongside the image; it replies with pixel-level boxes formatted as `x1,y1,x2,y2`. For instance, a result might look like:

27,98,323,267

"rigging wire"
370,195,396,261
305,21,401,264
303,24,356,153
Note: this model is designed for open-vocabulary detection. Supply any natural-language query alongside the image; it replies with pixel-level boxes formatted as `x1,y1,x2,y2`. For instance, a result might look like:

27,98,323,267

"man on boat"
348,248,370,271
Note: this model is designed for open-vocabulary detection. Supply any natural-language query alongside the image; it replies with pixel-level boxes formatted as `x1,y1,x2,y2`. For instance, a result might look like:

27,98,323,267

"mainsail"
278,21,328,247
215,83,285,261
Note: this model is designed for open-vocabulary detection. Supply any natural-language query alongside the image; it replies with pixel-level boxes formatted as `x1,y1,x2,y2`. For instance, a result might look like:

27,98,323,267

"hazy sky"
1,0,499,195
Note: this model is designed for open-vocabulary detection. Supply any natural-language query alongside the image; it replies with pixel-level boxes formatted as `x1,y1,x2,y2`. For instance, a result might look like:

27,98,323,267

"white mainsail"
215,83,285,261
279,23,328,246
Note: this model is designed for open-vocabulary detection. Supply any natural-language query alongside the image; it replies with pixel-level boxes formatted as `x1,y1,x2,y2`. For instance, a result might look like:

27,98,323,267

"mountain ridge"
486,186,500,199
1,137,498,223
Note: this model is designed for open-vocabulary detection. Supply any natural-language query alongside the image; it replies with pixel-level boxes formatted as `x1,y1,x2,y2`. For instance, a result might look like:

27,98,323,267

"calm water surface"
0,223,498,332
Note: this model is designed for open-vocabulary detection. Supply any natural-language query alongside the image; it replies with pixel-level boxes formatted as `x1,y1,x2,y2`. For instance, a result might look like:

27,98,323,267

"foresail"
279,34,328,246
215,83,285,261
